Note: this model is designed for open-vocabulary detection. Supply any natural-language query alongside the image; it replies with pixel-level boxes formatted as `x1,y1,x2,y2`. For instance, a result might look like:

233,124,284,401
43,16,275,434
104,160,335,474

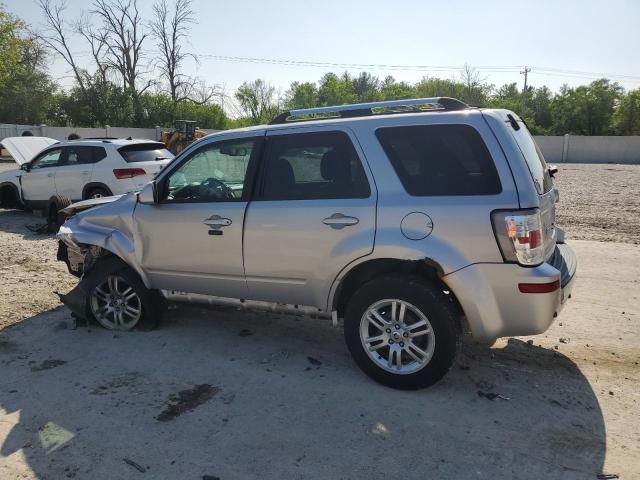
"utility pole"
520,66,531,93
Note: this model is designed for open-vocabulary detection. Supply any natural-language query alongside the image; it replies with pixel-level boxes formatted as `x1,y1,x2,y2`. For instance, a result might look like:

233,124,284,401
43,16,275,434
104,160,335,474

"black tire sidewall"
344,276,459,390
82,258,163,331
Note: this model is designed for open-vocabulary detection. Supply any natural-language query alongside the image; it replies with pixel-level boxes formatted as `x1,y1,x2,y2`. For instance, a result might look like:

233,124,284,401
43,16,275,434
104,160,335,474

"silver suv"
57,97,577,389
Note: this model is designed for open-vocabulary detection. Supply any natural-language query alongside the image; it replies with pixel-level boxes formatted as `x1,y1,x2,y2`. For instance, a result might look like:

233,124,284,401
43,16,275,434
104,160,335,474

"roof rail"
269,97,469,125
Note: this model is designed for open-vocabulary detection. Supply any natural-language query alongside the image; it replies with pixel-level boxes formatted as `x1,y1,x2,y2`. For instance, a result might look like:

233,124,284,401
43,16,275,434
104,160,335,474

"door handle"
203,214,232,229
322,213,359,229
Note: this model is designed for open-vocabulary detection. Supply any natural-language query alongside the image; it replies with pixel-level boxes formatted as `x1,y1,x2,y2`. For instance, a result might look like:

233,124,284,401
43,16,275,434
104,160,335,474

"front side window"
164,139,256,203
376,124,502,196
30,148,63,169
260,131,370,201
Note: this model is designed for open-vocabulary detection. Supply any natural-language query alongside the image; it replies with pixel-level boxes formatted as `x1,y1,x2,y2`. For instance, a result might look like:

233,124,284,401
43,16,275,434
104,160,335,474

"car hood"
61,195,124,215
0,136,58,165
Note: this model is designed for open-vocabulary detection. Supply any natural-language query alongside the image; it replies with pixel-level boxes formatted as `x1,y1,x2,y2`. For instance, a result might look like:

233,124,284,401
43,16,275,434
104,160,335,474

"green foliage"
612,89,640,135
551,79,623,135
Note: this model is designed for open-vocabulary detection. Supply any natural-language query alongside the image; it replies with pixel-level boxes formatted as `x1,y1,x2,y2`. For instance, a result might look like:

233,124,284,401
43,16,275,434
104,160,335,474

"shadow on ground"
0,305,605,479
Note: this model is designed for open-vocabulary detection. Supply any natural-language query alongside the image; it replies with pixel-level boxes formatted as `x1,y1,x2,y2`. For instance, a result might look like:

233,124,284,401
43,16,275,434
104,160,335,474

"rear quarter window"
118,144,173,163
375,124,502,196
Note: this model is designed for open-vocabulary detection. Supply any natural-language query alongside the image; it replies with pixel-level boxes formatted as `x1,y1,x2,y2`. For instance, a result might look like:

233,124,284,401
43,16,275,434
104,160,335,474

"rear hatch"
117,143,174,189
508,117,557,260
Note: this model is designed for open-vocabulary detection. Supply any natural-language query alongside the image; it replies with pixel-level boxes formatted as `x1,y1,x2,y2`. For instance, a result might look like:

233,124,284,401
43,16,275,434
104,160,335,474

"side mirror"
20,163,31,172
138,181,157,205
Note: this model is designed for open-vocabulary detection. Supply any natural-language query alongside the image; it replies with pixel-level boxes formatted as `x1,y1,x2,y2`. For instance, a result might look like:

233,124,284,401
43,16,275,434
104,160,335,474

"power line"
197,54,640,83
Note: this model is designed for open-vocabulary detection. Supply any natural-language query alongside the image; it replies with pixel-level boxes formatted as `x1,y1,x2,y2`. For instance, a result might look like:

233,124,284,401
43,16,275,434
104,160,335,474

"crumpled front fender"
57,193,150,287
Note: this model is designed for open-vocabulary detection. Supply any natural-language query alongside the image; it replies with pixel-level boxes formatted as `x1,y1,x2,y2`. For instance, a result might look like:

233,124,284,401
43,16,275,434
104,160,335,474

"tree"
612,89,640,135
0,6,57,124
551,79,623,135
285,81,319,109
235,79,280,125
92,0,151,123
150,0,199,103
0,6,24,90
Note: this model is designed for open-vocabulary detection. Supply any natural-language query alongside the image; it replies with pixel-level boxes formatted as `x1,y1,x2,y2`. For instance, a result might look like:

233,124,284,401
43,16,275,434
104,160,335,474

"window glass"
165,139,255,202
119,143,173,163
31,148,63,169
261,131,370,201
375,124,502,196
509,123,553,194
64,146,107,165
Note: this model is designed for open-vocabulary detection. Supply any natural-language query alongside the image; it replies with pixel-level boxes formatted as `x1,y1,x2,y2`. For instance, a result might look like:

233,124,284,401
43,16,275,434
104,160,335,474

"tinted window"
64,146,107,165
260,131,370,201
164,139,256,202
376,124,502,196
119,143,173,163
509,122,553,194
31,148,63,169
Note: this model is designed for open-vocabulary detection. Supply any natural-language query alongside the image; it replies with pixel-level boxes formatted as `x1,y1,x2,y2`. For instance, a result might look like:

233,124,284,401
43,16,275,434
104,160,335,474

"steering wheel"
202,177,236,200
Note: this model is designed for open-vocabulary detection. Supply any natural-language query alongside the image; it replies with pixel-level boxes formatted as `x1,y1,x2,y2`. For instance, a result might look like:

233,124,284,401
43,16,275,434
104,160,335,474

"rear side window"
64,146,107,165
118,143,173,163
376,124,502,196
260,131,370,201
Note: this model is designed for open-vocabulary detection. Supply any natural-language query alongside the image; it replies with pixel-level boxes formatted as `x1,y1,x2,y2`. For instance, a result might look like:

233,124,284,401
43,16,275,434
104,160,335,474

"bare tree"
76,14,110,84
36,0,88,95
92,0,151,121
150,0,197,103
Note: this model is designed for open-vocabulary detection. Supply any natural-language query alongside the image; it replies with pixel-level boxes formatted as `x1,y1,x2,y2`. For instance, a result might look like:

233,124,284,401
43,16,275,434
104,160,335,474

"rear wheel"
344,276,460,389
46,195,71,233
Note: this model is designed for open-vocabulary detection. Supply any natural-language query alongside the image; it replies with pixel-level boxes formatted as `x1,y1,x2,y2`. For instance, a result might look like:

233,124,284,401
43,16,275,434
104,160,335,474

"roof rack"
269,97,469,125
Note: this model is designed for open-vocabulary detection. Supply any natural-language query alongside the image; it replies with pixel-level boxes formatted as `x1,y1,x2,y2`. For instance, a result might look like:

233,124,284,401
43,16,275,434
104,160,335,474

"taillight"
492,208,545,266
113,168,146,179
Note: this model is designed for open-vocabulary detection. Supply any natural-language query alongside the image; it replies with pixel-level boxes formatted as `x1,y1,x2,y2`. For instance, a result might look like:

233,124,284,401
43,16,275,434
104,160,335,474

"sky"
6,0,640,98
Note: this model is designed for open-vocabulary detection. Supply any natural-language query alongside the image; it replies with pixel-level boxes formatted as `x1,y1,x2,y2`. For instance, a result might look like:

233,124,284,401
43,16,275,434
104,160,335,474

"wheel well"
83,183,112,199
333,258,465,330
0,183,21,208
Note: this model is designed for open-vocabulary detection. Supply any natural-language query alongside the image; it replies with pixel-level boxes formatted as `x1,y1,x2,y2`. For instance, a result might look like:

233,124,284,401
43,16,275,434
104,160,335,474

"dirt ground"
0,163,639,479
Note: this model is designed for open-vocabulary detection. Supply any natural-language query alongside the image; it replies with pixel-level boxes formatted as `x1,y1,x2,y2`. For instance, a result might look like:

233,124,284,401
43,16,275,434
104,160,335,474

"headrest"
321,149,349,181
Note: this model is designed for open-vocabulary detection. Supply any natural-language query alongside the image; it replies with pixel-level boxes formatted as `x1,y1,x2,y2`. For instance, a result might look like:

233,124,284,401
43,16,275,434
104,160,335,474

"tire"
344,275,460,390
46,195,71,233
86,187,111,199
81,257,164,331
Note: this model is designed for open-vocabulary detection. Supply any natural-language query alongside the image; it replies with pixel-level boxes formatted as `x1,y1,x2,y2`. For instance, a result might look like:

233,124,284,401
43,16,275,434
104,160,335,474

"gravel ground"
0,162,639,479
553,164,640,244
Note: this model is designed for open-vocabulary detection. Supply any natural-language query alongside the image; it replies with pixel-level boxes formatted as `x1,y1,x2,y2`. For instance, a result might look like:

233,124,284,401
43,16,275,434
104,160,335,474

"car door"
133,132,264,298
20,147,64,204
55,146,105,201
243,126,377,308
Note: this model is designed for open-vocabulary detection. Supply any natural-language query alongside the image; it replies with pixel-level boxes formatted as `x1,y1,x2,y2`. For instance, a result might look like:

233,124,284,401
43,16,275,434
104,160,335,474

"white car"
0,137,173,219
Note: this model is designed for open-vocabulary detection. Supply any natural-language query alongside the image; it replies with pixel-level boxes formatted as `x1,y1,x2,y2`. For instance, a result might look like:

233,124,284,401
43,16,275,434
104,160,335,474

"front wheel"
83,258,163,331
344,276,460,390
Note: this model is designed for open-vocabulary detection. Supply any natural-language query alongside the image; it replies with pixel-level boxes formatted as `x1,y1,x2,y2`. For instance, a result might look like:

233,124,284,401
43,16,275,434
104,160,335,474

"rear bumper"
443,242,577,343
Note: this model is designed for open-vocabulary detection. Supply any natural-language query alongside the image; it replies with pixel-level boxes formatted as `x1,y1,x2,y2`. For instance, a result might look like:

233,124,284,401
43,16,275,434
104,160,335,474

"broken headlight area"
57,239,107,278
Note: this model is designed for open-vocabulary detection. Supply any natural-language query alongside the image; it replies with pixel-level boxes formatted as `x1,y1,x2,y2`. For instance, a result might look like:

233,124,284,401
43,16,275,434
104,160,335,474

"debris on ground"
156,384,219,422
307,356,322,366
123,458,146,473
30,359,66,372
597,474,619,479
477,391,510,401
559,337,569,344
202,475,221,480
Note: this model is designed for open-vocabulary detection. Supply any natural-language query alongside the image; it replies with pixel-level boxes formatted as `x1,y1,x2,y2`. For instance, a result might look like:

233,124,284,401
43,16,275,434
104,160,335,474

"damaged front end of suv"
55,193,158,324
